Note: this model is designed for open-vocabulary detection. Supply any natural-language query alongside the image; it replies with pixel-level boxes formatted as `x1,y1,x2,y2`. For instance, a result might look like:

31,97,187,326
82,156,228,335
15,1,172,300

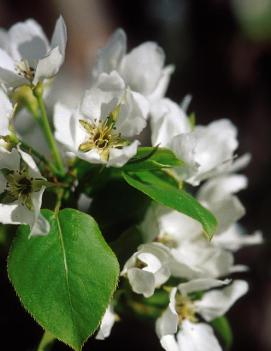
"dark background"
0,0,270,350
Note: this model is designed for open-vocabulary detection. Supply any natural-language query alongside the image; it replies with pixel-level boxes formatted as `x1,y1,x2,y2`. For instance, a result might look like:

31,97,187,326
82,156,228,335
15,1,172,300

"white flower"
171,119,239,185
121,242,171,297
54,71,149,167
0,146,49,236
0,16,67,88
96,305,118,340
91,29,174,102
150,101,239,186
140,204,237,279
198,174,247,233
0,88,13,135
156,279,248,351
213,224,263,252
150,98,191,147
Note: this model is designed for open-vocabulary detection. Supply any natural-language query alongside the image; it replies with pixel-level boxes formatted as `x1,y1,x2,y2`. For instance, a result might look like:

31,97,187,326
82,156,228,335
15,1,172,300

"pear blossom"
151,98,240,185
54,71,149,167
198,174,246,233
0,16,67,88
150,98,192,147
156,279,248,351
121,243,171,297
0,146,49,236
0,88,13,136
91,29,174,102
213,224,263,252
140,204,239,279
96,305,118,340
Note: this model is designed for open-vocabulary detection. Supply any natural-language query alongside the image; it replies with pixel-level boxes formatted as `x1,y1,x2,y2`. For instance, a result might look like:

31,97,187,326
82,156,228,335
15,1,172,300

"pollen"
175,293,197,323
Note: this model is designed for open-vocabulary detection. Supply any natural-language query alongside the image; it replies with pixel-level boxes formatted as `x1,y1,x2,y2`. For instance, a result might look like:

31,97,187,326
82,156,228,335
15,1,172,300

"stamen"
175,293,197,323
15,60,35,82
78,108,128,160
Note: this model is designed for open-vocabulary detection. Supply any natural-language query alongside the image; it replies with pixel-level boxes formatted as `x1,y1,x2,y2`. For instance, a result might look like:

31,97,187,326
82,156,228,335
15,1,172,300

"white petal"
160,335,180,351
9,19,49,62
169,133,199,182
122,242,170,297
96,305,116,340
178,279,230,296
116,89,149,137
34,46,63,84
195,280,249,321
0,203,21,225
148,64,174,101
51,16,67,55
127,268,155,297
198,175,248,203
120,42,165,95
0,147,20,171
0,66,27,87
81,71,125,122
18,147,41,177
151,98,191,147
170,241,234,279
0,88,13,135
157,209,202,244
177,320,222,351
184,119,238,185
156,287,178,338
107,140,139,167
226,153,251,173
29,187,49,237
0,49,27,87
77,193,92,212
0,48,16,71
0,29,9,52
53,102,76,150
91,28,126,79
208,195,245,234
214,225,263,252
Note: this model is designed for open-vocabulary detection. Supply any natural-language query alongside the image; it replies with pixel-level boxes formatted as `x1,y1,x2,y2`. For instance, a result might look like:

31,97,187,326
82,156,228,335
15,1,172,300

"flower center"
175,293,197,323
15,60,35,82
5,170,34,209
135,258,148,269
155,234,178,248
79,110,128,161
0,167,44,210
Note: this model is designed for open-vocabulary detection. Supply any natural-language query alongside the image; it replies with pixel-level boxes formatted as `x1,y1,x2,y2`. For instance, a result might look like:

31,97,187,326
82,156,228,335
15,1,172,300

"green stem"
37,330,55,351
34,85,65,176
54,188,64,213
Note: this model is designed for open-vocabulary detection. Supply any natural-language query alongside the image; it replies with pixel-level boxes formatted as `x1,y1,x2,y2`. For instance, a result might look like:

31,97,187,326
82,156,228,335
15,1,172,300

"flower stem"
37,330,55,351
34,83,65,176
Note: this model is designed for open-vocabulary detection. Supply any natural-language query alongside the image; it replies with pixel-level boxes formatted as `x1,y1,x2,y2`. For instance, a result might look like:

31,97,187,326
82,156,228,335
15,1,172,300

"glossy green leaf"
123,171,217,239
123,147,182,172
8,209,119,351
211,316,233,350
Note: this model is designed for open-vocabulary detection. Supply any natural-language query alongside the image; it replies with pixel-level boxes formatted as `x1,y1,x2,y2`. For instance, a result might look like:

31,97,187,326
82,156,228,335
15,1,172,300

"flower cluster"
0,17,263,351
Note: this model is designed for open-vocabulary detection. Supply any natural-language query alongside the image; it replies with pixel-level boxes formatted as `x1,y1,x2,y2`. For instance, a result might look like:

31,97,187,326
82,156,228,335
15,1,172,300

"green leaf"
123,171,217,239
8,209,119,351
211,316,233,350
123,147,182,172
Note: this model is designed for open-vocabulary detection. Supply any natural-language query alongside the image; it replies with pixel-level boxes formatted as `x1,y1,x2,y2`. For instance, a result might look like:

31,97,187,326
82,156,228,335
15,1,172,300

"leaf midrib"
56,215,76,334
